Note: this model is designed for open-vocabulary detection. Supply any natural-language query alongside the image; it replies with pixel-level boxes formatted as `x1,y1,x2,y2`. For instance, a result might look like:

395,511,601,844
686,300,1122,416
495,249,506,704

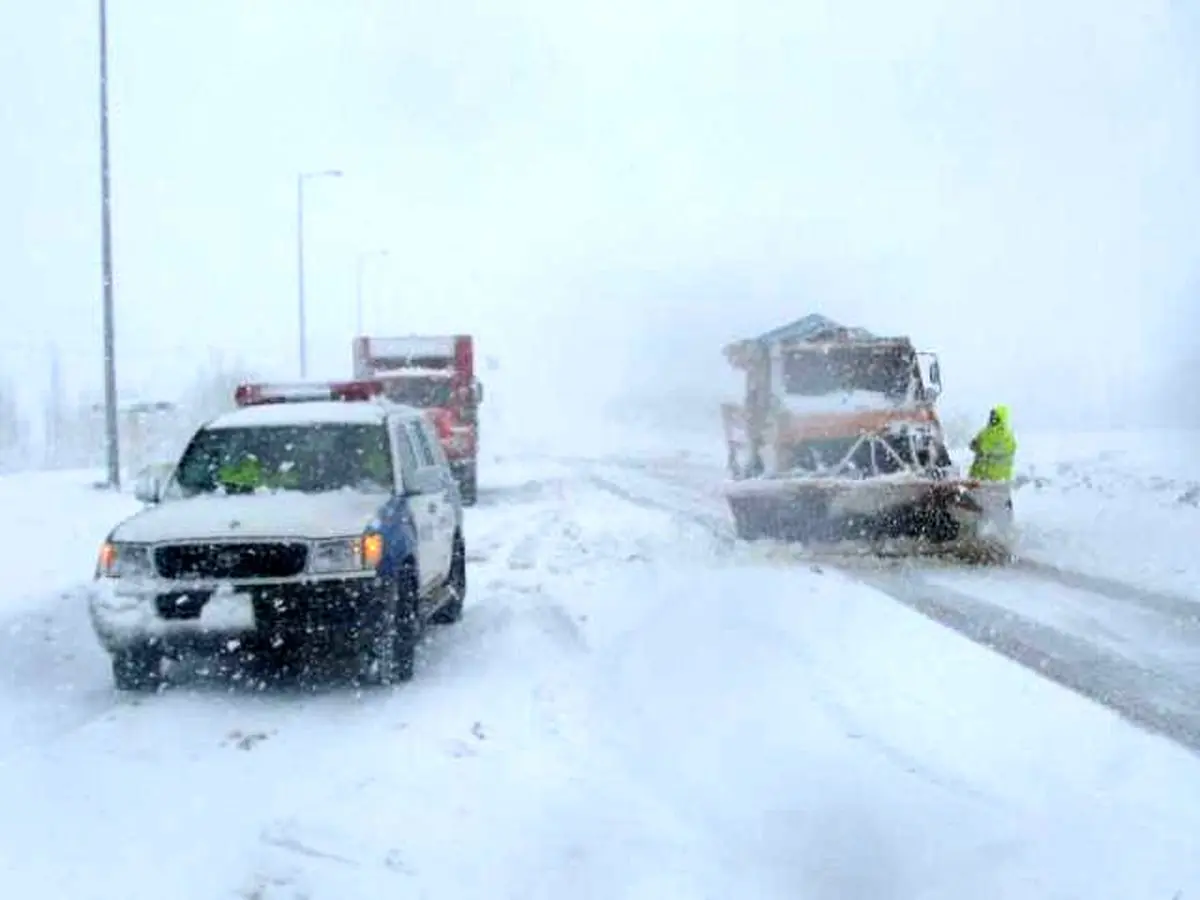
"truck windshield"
173,423,393,496
781,345,912,399
380,377,453,408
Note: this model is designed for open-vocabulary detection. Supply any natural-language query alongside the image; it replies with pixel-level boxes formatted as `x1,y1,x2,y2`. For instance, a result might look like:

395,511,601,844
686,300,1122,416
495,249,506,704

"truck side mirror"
473,379,483,404
917,352,942,401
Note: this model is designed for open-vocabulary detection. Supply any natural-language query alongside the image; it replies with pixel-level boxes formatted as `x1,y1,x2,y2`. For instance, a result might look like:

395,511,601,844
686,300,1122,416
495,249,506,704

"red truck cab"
352,335,483,504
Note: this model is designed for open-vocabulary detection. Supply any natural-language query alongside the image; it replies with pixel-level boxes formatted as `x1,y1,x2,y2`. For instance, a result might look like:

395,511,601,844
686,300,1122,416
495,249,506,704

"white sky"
3,0,1199,429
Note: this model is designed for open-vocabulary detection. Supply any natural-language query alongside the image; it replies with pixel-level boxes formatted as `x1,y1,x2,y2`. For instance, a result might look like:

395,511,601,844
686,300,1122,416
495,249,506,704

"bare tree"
0,376,30,473
42,345,68,469
177,350,261,428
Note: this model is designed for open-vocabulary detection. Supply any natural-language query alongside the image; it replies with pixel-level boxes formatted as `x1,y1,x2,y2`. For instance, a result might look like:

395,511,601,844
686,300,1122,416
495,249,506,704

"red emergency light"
234,379,386,408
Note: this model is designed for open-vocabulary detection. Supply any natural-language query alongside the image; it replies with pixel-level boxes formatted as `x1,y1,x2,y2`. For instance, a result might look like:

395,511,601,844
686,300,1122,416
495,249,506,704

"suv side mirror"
402,467,442,497
134,464,171,504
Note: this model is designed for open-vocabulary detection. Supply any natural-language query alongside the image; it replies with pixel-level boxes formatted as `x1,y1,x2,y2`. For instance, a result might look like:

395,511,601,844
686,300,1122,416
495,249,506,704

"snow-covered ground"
2,427,1200,897
518,414,1200,599
1008,429,1200,597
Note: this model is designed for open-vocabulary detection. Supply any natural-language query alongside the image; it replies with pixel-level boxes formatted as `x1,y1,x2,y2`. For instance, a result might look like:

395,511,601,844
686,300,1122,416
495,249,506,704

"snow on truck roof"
727,314,909,352
207,399,413,430
364,335,457,358
724,314,914,369
375,366,454,379
756,313,878,345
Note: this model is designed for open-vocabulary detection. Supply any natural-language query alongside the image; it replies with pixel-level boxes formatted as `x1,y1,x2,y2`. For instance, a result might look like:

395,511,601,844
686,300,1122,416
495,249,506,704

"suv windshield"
782,345,913,399
173,423,393,496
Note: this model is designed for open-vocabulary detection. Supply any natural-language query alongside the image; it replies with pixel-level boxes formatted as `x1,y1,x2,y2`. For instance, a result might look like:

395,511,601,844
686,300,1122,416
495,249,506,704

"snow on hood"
110,491,388,544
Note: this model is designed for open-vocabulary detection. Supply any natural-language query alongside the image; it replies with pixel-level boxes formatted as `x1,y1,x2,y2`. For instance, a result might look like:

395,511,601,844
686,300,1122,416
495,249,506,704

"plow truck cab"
353,335,483,505
720,314,1013,558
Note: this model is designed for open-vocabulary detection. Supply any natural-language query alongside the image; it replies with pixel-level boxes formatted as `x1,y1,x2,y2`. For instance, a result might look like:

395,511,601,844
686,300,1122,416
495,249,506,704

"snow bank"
950,429,1200,597
0,470,142,621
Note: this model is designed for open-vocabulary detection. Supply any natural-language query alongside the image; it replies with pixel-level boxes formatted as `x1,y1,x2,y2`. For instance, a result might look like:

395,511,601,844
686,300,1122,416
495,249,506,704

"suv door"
405,418,454,581
389,417,440,597
415,416,458,572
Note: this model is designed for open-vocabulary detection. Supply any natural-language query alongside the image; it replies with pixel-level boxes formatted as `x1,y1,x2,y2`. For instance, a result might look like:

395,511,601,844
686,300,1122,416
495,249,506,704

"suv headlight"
308,533,384,574
97,541,155,580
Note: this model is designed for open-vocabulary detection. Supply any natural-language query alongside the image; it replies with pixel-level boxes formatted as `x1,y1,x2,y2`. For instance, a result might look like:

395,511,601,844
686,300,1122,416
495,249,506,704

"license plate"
198,588,256,631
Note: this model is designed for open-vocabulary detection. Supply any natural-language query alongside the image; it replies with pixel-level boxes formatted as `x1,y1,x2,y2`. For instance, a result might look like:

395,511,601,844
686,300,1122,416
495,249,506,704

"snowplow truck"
720,314,1013,556
353,334,483,505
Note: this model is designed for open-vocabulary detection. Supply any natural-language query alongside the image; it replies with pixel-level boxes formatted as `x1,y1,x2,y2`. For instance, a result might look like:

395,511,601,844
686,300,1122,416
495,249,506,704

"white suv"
88,380,467,690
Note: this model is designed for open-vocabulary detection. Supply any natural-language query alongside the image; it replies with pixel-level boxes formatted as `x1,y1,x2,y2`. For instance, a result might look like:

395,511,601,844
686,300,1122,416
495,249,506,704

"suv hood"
111,491,388,544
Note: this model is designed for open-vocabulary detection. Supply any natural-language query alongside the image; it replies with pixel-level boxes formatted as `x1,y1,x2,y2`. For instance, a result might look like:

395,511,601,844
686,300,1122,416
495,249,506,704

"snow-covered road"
582,452,1200,754
2,454,1200,897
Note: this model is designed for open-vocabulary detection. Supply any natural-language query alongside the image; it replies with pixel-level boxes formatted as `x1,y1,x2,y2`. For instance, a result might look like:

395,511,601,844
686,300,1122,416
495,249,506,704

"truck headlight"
308,533,384,574
96,542,155,580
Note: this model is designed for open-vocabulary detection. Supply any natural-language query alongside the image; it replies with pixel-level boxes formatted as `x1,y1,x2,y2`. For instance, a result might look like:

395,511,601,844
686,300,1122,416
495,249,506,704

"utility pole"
99,0,120,489
355,249,389,337
296,169,343,378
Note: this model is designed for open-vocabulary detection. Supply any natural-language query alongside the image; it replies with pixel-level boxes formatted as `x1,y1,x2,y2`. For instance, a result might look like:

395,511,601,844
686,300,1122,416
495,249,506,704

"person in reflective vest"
217,455,301,493
968,405,1016,481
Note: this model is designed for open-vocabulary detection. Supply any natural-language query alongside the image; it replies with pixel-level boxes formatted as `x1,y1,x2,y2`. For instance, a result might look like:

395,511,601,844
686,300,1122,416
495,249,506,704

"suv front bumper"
88,573,383,654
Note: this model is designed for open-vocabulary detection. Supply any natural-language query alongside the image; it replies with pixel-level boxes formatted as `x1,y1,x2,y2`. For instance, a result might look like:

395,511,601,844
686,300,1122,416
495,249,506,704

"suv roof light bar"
234,379,386,408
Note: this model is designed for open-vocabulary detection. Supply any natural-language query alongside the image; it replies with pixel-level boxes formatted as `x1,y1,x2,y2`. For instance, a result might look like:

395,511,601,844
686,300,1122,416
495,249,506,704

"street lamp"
296,168,343,378
98,0,120,490
355,249,389,336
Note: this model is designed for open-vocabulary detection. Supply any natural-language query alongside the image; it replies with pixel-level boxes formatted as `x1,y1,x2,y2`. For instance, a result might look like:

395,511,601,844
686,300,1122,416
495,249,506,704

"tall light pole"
355,249,389,337
99,0,120,489
296,168,342,378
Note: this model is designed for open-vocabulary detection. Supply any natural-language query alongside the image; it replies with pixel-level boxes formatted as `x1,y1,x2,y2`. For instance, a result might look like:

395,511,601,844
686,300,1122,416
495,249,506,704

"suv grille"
154,542,308,580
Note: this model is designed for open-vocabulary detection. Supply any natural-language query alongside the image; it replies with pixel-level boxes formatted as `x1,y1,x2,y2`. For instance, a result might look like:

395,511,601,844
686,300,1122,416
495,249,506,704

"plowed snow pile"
1004,429,1200,595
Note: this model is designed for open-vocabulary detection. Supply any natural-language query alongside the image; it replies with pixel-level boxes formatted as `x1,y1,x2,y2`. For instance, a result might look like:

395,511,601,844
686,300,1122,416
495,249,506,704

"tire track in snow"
0,592,126,759
573,455,1200,759
236,471,732,900
581,473,735,546
850,567,1200,757
1010,558,1200,622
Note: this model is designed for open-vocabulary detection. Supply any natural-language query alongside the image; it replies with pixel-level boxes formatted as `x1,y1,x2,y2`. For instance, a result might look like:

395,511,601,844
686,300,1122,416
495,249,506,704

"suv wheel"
112,646,164,692
360,563,419,685
431,535,466,625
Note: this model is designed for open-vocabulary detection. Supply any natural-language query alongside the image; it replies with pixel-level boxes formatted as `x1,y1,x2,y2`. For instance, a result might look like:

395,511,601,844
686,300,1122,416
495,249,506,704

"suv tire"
112,646,164,692
431,535,466,625
360,563,420,685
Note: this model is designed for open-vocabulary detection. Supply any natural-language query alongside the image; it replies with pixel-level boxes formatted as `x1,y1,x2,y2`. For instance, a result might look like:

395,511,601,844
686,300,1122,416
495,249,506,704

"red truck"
352,334,484,504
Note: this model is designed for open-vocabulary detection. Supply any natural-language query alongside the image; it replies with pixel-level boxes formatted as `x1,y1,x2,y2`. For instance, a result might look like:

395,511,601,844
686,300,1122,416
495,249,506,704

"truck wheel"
431,535,466,625
360,564,419,685
112,646,164,692
730,499,765,541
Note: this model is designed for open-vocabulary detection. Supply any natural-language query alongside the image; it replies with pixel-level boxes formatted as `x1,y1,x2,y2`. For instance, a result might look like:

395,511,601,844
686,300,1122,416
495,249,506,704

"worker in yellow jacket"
969,405,1017,481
